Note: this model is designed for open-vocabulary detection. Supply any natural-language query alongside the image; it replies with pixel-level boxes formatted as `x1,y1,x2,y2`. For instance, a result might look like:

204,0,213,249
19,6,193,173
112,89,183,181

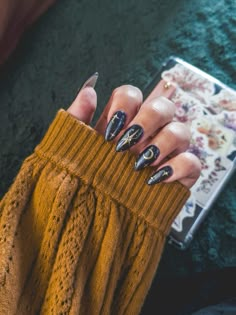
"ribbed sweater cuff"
35,110,190,235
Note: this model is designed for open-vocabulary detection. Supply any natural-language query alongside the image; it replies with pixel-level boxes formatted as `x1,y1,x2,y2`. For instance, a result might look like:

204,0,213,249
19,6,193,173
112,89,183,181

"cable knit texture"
0,110,189,315
1,0,236,280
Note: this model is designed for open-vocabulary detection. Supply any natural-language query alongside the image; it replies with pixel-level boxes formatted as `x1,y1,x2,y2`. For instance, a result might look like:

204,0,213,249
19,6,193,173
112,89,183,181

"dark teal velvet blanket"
0,0,235,313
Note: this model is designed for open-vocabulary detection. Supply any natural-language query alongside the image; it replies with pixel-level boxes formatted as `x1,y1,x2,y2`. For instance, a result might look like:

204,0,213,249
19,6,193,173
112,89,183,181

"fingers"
100,83,200,188
66,79,200,189
67,73,98,124
95,80,174,137
133,121,198,188
67,87,97,124
147,152,202,188
134,121,191,170
115,96,175,152
95,85,143,136
143,79,176,103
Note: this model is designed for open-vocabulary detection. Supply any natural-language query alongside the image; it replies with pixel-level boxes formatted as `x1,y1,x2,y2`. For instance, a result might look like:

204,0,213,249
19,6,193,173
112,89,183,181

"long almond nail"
147,166,173,185
134,145,160,171
78,72,99,92
116,125,143,152
105,111,127,141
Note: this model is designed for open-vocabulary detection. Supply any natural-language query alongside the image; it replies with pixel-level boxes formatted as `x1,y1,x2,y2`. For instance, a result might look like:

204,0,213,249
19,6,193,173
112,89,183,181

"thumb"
67,73,98,124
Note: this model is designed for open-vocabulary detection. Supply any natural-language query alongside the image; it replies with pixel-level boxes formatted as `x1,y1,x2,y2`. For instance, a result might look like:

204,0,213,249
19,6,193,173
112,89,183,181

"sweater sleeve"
0,110,190,315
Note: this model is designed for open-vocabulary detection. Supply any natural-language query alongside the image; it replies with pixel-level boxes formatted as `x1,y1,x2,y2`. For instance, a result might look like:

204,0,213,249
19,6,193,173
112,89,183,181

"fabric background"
0,0,235,314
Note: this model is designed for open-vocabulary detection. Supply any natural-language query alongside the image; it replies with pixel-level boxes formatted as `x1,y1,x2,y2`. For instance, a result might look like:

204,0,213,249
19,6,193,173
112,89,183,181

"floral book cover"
148,56,236,248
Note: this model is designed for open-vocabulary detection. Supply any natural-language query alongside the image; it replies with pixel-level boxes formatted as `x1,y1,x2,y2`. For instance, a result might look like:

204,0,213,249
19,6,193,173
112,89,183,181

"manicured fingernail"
116,125,143,152
134,145,160,171
147,166,173,185
105,111,127,141
78,72,99,91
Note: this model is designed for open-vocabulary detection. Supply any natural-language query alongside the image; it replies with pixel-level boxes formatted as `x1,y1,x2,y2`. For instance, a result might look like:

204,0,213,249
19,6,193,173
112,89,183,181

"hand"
67,74,201,188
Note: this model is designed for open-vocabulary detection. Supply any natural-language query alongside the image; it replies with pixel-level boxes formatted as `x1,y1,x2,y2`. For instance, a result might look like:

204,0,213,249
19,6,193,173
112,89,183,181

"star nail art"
105,111,127,141
116,125,144,152
147,166,173,185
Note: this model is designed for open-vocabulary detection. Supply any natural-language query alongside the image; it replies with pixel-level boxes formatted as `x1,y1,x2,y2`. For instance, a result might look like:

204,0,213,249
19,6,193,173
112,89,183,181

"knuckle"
148,96,175,120
183,152,202,175
166,122,191,145
113,85,143,102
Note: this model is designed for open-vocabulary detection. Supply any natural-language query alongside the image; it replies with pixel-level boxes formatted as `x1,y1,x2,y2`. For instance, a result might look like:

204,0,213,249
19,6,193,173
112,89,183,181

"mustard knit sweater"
0,110,190,315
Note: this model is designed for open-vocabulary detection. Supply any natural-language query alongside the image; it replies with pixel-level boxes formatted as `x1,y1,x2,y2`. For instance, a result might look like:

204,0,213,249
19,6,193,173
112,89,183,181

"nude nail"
78,72,99,91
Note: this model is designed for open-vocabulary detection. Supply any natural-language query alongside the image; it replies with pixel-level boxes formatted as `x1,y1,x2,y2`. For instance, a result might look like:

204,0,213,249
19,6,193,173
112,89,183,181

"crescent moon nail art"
116,125,144,152
134,145,160,171
147,165,173,185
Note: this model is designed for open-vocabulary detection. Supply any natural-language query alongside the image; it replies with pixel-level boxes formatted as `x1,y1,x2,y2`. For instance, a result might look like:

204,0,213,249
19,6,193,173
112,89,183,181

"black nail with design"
105,111,127,141
116,125,144,152
134,145,160,171
147,166,173,185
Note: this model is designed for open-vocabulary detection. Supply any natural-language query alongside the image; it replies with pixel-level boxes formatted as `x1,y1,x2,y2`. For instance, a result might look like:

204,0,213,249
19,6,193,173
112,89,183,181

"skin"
0,1,201,188
68,86,201,188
